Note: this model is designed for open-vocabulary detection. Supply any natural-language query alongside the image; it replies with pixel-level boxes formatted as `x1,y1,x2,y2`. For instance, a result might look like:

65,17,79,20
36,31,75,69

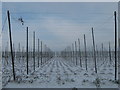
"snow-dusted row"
2,56,118,88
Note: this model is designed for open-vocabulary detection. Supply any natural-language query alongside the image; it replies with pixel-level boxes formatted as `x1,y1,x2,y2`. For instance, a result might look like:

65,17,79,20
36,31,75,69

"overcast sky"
2,2,118,51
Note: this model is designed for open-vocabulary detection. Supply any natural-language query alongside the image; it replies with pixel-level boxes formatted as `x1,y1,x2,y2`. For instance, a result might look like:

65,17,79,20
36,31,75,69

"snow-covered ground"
2,56,119,88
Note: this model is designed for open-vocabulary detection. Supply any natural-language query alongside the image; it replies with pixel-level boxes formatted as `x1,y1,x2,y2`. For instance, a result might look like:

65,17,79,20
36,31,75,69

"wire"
0,15,7,37
2,15,7,31
94,15,114,30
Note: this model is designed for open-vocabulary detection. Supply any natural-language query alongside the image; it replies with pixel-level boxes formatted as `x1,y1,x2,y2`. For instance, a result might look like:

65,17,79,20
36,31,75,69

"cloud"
2,2,117,51
38,17,92,50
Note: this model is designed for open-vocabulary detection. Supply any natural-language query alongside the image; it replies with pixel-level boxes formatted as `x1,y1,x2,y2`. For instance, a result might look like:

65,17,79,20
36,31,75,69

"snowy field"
1,2,119,89
2,55,119,88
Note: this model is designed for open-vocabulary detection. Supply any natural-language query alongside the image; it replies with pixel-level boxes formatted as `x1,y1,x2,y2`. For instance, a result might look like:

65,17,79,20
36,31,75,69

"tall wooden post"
75,41,77,66
92,27,97,73
114,11,117,80
84,34,87,71
70,46,72,63
72,43,74,64
102,43,104,60
41,41,42,65
44,45,46,63
7,10,15,80
38,38,39,67
109,42,112,64
26,27,28,74
78,38,82,67
33,31,35,71
118,38,120,63
65,48,66,58
22,46,24,58
18,43,21,60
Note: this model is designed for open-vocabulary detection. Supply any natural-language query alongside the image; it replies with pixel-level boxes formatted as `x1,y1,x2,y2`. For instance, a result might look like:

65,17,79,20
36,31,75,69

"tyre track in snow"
35,57,59,85
22,58,55,84
55,58,78,85
47,58,62,85
35,58,55,83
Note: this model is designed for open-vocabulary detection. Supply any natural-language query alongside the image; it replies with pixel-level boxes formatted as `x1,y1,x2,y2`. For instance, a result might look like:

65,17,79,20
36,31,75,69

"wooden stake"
114,11,117,80
75,41,77,66
102,43,104,60
26,27,28,74
84,34,87,71
38,38,39,67
109,42,112,64
41,41,42,65
7,10,15,80
33,31,35,71
78,38,82,67
18,43,21,60
72,43,74,64
92,27,97,73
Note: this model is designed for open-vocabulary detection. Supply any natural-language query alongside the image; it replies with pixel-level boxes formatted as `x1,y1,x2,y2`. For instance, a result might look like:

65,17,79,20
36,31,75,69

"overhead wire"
0,15,7,37
94,15,114,31
2,15,7,31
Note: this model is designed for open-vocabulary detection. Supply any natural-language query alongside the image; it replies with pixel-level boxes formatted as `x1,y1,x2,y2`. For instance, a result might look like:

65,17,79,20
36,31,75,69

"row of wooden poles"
2,34,54,71
61,29,113,70
3,41,54,60
6,10,54,81
61,28,102,73
61,11,118,81
6,10,118,81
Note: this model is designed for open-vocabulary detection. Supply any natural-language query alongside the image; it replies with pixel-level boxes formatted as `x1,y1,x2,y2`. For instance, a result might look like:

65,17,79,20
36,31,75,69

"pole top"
7,10,10,15
7,10,9,12
92,27,94,31
114,11,116,15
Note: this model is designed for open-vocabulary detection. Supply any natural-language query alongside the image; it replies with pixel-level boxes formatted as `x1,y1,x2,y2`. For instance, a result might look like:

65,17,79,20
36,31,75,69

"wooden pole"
75,41,77,66
78,38,82,67
84,34,87,71
33,31,35,71
72,43,74,64
18,43,21,60
7,10,15,80
102,43,104,60
109,42,112,64
26,27,28,74
41,41,42,66
92,27,97,73
114,11,117,80
38,38,39,67
44,45,46,63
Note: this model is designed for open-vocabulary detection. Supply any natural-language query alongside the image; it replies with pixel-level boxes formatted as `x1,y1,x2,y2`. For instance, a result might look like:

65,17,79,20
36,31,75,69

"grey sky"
2,2,118,51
